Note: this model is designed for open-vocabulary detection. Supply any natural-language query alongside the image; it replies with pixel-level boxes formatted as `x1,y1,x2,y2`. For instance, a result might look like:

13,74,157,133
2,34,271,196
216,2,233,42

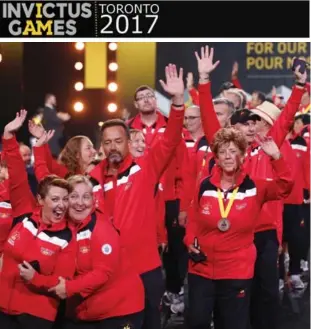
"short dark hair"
134,85,155,101
38,175,72,199
101,119,130,139
253,91,266,103
45,93,55,103
219,81,236,94
295,114,310,126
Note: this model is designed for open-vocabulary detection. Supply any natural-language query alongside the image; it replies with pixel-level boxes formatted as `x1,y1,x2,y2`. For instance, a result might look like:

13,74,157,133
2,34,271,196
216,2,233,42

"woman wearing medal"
184,127,294,329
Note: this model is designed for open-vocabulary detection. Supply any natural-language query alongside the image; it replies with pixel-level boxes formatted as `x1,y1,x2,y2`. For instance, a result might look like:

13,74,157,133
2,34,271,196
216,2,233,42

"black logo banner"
0,1,308,38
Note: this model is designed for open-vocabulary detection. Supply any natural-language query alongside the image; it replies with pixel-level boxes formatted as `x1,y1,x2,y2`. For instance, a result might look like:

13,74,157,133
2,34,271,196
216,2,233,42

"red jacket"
66,211,144,321
89,107,185,274
283,134,308,204
34,144,68,182
127,110,187,202
188,88,200,106
184,158,293,280
198,82,304,240
301,125,310,191
0,136,75,321
247,85,304,235
155,183,167,245
0,179,12,254
180,134,213,211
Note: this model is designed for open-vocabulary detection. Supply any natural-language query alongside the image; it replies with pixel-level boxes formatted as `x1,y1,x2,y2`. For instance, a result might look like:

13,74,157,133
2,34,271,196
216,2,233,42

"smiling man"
230,109,261,145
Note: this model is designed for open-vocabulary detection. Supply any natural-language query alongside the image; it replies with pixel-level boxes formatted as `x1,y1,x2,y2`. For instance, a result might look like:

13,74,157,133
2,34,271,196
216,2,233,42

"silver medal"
217,218,230,232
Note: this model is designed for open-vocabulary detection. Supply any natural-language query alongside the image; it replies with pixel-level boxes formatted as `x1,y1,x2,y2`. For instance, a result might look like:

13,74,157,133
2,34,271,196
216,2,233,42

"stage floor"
165,280,310,329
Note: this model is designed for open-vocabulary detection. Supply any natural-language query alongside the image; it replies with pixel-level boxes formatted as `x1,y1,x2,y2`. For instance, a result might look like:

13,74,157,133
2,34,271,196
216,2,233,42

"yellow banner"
117,42,156,107
85,42,107,89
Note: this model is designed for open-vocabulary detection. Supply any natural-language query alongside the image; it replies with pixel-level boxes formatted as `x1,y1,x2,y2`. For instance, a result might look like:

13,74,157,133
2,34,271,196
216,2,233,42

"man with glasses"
128,85,189,316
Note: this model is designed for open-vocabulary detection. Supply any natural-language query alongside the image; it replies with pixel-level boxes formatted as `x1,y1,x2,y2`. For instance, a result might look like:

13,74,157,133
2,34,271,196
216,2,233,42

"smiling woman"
51,174,146,329
0,110,76,329
185,127,294,329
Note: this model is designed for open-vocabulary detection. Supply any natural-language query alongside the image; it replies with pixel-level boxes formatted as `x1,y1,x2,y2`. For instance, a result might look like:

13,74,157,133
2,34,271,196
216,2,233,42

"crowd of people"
0,45,310,329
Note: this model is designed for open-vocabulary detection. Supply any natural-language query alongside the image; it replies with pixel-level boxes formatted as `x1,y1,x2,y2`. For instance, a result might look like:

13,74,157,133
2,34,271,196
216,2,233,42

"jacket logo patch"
102,244,112,255
8,231,20,246
80,246,90,254
236,203,247,210
201,203,211,215
0,212,10,219
125,181,132,191
40,247,55,256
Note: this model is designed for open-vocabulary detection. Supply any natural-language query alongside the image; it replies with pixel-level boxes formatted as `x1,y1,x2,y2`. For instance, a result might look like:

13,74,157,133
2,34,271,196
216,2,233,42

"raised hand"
186,72,194,90
36,130,55,147
231,61,239,79
195,45,220,77
57,112,71,122
28,120,45,139
160,64,184,97
255,135,281,160
4,110,27,139
293,58,307,85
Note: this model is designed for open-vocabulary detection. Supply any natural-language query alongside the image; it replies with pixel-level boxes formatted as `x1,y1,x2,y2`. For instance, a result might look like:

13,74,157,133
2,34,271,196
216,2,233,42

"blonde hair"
130,129,145,141
67,175,93,191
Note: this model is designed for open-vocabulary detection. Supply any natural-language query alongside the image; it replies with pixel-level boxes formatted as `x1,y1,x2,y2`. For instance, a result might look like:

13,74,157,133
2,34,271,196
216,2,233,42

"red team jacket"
0,136,75,321
197,82,304,244
301,125,310,192
66,211,144,321
0,179,12,254
34,144,69,181
127,110,187,203
283,134,308,205
89,107,185,274
185,158,293,279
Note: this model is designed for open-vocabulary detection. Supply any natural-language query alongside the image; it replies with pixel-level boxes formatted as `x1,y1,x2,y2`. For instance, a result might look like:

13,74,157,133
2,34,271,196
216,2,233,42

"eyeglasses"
136,94,155,101
184,116,200,121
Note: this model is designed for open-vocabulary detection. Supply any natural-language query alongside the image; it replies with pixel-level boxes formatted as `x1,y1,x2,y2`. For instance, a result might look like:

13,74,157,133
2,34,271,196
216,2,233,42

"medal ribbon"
217,187,239,218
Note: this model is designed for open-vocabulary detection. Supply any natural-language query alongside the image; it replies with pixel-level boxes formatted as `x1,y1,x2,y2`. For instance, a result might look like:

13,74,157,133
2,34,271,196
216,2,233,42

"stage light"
108,62,118,71
98,121,104,127
108,82,118,92
75,62,83,70
108,42,118,51
75,42,85,51
73,101,84,112
74,82,84,91
107,103,118,113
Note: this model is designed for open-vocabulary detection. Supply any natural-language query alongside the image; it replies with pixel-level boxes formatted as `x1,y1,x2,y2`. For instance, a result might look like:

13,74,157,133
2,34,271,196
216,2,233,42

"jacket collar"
209,165,247,190
182,128,194,141
31,206,69,232
89,153,134,185
129,110,167,130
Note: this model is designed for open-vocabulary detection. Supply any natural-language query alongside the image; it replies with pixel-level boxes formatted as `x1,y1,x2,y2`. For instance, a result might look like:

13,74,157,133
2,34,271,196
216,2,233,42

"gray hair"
186,105,200,111
213,97,236,116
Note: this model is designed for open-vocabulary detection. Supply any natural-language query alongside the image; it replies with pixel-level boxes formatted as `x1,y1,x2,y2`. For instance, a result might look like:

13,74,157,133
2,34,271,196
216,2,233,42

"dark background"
156,42,310,97
0,42,107,149
0,42,309,149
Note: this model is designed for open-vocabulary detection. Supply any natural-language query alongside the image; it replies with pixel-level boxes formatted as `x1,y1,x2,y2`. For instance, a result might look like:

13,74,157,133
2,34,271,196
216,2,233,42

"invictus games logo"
2,2,92,36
